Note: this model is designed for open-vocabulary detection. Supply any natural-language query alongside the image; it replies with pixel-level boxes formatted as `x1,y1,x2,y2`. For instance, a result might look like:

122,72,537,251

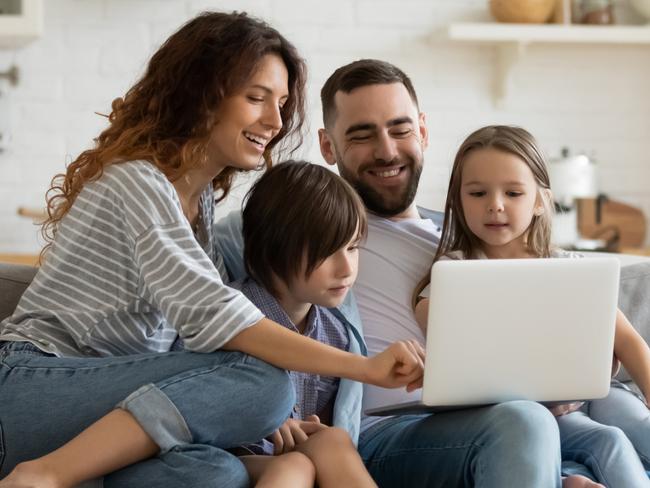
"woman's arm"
613,308,650,405
224,317,424,391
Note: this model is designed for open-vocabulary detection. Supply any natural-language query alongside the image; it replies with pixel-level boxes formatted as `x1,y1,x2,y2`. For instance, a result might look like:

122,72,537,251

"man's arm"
214,210,247,281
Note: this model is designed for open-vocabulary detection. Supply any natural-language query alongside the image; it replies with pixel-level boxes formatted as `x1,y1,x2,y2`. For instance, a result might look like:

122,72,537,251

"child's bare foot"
0,461,62,488
562,474,605,488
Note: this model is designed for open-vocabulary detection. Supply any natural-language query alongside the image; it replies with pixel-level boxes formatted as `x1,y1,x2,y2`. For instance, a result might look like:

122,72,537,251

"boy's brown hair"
243,161,367,296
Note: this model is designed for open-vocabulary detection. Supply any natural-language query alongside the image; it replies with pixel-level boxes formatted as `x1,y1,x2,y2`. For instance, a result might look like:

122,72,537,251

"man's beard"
337,156,423,218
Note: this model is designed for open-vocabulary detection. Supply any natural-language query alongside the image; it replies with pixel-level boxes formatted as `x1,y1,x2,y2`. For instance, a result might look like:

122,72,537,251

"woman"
0,12,424,488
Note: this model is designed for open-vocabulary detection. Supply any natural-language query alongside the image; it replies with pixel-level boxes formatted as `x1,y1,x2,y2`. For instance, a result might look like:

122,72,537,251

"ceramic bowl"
489,0,556,23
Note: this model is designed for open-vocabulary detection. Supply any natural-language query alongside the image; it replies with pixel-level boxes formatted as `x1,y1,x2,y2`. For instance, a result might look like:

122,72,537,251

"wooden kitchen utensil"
577,198,647,250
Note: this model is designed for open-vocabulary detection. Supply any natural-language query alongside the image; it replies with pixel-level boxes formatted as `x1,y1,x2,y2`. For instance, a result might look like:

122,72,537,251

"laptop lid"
365,257,619,415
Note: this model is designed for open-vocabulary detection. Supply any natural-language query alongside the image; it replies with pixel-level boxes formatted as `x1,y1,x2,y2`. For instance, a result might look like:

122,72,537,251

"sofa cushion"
616,261,650,384
0,263,38,321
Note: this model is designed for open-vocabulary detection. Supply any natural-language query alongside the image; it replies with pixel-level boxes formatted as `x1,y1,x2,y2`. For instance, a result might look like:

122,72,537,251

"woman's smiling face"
207,53,289,172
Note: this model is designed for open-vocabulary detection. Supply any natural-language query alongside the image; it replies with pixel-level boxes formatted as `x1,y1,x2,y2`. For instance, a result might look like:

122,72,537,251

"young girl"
413,125,650,488
0,12,423,488
230,160,377,487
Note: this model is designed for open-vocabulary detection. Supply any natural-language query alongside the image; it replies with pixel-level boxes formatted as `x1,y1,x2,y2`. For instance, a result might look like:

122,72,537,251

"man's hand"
267,416,328,455
363,340,425,391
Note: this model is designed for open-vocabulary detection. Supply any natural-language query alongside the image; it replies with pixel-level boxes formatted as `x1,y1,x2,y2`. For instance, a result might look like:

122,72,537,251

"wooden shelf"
17,206,47,221
438,22,650,106
0,0,43,49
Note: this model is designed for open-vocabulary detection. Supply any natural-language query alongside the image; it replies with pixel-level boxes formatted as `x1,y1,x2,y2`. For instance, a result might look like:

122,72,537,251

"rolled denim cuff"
117,383,192,453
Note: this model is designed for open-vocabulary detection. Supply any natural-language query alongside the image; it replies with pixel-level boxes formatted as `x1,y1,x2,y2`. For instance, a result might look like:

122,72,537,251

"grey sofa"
2,259,650,387
0,263,37,321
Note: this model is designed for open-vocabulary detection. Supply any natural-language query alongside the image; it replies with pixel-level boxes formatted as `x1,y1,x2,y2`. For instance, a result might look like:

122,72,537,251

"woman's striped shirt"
0,161,263,357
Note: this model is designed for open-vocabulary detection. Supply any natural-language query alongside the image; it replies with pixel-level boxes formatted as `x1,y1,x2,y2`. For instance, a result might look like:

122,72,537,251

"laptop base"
364,399,590,417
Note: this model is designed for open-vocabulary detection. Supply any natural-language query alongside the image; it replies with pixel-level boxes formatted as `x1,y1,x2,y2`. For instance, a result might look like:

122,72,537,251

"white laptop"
365,257,620,416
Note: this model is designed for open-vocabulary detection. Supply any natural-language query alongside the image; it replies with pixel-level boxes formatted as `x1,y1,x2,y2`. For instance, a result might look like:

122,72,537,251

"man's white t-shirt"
355,212,440,429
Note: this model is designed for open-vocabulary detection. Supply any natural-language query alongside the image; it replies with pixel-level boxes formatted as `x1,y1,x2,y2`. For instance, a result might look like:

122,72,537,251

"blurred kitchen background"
1,0,649,263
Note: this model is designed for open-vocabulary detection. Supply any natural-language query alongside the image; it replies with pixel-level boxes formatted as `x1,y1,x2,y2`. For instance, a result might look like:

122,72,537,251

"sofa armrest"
615,261,650,383
580,252,650,385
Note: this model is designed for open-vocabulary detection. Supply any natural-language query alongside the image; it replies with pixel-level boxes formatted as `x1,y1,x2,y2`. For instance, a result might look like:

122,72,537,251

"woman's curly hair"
41,11,306,257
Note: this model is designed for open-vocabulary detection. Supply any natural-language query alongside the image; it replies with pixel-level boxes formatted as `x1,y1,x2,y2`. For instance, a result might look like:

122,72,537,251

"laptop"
364,257,620,416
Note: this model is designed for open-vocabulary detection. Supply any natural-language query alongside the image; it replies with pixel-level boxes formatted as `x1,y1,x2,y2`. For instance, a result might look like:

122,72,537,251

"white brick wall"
1,0,649,253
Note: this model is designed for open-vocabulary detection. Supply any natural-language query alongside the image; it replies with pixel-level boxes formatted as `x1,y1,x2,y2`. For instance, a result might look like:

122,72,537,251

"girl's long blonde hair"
412,125,554,307
41,12,306,259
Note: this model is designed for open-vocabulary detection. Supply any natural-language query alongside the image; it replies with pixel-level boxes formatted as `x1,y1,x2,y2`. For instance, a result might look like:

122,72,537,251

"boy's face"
288,234,360,309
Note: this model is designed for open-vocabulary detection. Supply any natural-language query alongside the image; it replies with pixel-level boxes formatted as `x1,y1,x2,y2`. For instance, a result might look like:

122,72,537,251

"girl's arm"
224,317,425,391
613,308,650,405
414,297,429,335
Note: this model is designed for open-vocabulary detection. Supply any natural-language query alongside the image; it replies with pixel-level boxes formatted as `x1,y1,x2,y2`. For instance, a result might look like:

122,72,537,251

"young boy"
232,160,377,487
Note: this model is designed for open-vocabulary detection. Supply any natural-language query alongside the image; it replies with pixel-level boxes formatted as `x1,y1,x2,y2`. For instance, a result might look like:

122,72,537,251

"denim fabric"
358,401,563,488
0,341,294,486
580,381,650,481
105,445,249,488
558,409,649,487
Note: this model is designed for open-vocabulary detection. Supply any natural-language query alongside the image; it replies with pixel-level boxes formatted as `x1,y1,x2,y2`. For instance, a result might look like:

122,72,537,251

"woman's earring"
534,207,544,216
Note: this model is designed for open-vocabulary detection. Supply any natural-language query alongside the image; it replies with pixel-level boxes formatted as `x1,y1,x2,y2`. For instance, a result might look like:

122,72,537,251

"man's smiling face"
319,83,428,219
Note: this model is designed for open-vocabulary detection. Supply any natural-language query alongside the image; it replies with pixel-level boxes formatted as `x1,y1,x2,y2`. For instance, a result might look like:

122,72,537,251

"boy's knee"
310,426,354,449
270,451,316,483
282,451,316,471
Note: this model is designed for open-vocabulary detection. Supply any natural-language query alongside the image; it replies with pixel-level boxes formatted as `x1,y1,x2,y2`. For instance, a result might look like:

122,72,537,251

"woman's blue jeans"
0,341,294,487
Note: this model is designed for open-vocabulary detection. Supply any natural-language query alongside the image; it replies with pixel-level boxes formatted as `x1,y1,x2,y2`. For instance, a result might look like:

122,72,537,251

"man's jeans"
359,401,562,488
0,341,294,487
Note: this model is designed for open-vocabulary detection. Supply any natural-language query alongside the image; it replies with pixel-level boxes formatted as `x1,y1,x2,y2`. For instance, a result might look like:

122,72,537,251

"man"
216,59,589,487
316,59,565,488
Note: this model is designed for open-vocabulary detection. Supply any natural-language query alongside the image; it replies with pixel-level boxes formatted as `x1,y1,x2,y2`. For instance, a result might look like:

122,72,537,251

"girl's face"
207,53,289,172
460,147,545,259
287,233,361,309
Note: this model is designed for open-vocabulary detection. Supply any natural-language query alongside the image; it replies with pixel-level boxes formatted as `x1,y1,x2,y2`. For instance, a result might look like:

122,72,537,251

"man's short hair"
320,59,419,129
242,160,367,297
